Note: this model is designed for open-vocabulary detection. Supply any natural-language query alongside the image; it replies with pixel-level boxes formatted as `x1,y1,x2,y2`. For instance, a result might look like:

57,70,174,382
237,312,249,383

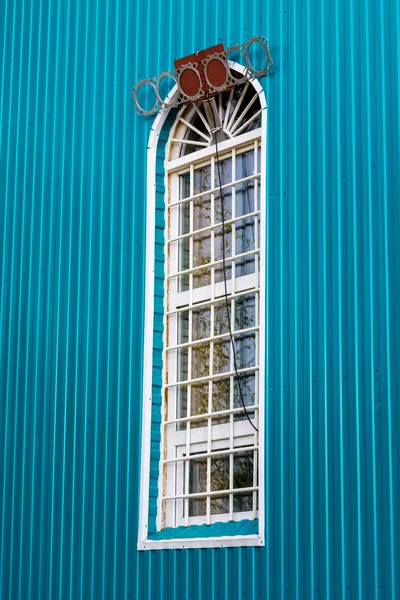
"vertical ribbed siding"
0,0,399,598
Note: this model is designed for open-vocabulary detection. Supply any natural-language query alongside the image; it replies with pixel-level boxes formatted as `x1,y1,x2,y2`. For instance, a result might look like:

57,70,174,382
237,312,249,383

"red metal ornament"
174,44,232,102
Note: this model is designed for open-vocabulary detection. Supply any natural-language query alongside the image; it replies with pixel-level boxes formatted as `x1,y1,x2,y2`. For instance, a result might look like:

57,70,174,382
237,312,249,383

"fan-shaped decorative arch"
169,78,262,159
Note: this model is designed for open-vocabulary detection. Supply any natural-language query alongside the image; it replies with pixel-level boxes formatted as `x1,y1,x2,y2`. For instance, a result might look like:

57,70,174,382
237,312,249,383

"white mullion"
228,178,234,521
231,149,236,298
254,142,259,437
226,82,250,133
252,448,258,517
232,148,236,220
168,172,260,208
193,102,212,135
185,164,195,527
170,209,261,244
164,444,260,465
165,365,259,389
168,248,260,279
254,140,260,291
166,324,259,352
209,97,221,128
171,137,209,148
229,92,260,136
229,365,234,520
167,127,262,173
207,382,212,524
167,286,260,316
223,87,235,132
179,117,211,142
162,486,258,502
165,174,177,529
232,109,263,138
207,160,214,525
255,289,260,434
164,402,259,428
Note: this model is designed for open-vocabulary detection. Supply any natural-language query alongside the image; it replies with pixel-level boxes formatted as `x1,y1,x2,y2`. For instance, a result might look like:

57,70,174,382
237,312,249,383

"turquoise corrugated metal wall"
1,0,399,598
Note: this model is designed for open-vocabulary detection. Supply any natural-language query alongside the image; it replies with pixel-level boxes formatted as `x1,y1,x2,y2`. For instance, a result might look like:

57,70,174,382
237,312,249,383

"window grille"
162,90,262,528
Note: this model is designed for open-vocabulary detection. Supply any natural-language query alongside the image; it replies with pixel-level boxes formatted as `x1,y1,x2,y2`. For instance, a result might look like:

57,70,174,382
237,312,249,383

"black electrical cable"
207,100,259,434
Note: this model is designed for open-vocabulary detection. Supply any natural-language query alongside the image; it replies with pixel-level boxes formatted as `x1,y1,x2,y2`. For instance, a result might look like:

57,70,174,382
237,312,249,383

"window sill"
138,519,263,550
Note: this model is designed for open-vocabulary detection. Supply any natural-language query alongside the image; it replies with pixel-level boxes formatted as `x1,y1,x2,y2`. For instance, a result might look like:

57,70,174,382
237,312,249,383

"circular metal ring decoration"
156,71,179,109
225,45,250,84
131,35,273,116
245,36,273,77
202,52,233,93
132,79,159,116
176,63,204,102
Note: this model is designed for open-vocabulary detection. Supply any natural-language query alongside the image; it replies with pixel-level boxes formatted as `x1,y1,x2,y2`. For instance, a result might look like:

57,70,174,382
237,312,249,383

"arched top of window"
139,64,267,549
169,75,263,160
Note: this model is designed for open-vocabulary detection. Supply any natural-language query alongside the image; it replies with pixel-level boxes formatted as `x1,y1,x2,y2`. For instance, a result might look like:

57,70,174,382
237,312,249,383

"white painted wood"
138,535,263,551
139,61,267,550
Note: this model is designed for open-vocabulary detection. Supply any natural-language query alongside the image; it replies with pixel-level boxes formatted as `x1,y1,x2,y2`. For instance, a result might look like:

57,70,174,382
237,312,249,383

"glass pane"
178,310,189,344
235,216,256,278
193,266,211,289
192,306,211,340
233,492,253,513
215,263,232,285
236,150,254,181
179,172,190,199
235,255,255,279
214,301,231,336
193,164,211,195
179,199,190,234
235,217,255,255
212,378,230,413
214,186,232,224
210,495,230,515
214,222,232,285
234,372,255,422
210,454,229,514
192,343,210,379
193,194,211,232
178,241,190,292
234,294,256,331
214,157,232,188
236,179,254,218
178,200,190,292
233,451,253,489
233,451,254,513
193,231,211,268
191,382,209,421
177,347,188,382
211,455,229,491
214,224,232,260
188,457,207,517
176,386,187,431
234,334,256,369
193,228,211,288
236,150,255,218
213,340,230,375
212,378,230,424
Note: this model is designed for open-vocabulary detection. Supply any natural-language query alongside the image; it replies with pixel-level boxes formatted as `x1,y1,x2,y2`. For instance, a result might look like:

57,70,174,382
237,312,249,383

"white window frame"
138,62,267,550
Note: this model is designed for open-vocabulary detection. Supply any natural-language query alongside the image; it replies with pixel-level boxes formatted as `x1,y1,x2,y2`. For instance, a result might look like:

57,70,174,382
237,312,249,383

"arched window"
139,65,266,549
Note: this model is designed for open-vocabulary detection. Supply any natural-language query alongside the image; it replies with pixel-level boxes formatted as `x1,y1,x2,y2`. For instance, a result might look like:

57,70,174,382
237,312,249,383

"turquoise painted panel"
0,0,399,598
149,519,258,541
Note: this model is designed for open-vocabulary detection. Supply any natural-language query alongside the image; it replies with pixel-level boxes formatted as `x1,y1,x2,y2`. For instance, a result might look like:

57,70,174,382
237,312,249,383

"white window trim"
138,61,267,551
